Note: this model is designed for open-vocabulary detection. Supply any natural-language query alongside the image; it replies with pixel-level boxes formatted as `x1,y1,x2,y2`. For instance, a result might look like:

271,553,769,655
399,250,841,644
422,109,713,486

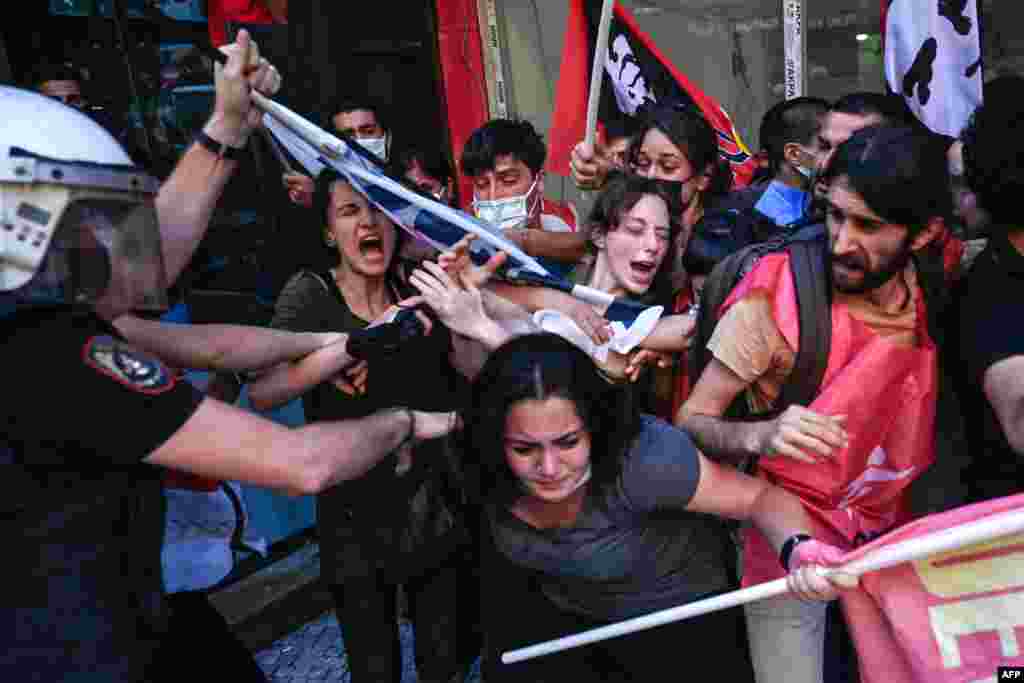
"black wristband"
194,130,246,160
780,534,813,571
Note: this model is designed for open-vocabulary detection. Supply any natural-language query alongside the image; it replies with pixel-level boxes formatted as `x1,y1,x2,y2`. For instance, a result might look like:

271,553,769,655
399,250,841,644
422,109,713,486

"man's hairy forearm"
678,413,765,464
524,231,588,264
298,408,409,492
114,315,330,372
247,339,353,410
155,116,241,286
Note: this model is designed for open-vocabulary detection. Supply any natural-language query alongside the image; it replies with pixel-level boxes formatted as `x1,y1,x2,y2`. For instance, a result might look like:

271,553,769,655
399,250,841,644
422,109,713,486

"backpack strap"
775,238,832,411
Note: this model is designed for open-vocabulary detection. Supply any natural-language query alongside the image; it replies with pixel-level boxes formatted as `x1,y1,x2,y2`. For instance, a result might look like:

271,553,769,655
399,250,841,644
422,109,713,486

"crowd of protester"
5,27,1024,683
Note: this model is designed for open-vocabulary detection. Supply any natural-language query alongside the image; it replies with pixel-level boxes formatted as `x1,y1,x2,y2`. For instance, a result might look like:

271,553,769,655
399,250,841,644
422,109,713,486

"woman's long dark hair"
585,171,682,306
457,333,643,507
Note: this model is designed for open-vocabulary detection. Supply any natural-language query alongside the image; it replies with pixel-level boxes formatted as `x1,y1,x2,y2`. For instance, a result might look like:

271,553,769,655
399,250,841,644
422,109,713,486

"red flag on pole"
547,0,756,188
840,493,1024,683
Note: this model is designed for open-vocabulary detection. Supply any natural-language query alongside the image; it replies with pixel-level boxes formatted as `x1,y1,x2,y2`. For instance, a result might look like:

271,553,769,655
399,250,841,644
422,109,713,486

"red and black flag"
547,0,757,188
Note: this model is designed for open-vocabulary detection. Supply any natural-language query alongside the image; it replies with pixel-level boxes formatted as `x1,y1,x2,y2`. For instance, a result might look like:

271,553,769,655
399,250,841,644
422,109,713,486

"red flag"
435,0,492,211
207,0,277,47
547,0,756,188
839,493,1024,683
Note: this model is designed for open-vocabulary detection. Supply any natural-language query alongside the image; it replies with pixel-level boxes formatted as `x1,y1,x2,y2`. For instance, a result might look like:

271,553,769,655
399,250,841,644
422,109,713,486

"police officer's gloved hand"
347,306,431,361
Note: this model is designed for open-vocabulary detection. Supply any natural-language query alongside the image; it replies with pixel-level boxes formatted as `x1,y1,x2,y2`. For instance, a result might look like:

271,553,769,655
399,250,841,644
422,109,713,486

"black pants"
330,554,481,683
481,544,755,683
147,590,268,682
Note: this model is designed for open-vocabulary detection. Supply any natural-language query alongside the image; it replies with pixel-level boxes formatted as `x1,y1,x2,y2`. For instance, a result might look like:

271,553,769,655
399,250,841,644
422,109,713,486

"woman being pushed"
454,333,855,681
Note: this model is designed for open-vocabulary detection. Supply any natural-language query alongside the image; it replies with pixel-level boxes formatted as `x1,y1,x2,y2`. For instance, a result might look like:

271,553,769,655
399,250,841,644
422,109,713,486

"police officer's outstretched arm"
144,393,457,496
155,29,281,286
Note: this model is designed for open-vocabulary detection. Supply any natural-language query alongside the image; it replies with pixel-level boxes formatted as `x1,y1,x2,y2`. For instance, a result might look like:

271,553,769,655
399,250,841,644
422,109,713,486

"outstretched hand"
437,234,507,290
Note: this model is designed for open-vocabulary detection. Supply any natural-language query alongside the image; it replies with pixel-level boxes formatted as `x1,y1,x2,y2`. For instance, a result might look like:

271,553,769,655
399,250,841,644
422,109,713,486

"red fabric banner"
547,0,756,187
434,0,492,210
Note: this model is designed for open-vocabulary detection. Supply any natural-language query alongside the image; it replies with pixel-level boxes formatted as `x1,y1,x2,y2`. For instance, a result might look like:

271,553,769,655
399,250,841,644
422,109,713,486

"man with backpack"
676,125,955,683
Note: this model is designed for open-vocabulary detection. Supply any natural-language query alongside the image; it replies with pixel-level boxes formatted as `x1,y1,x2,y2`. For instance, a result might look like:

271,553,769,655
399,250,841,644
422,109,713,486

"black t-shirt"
0,306,204,682
270,268,469,581
954,233,1024,499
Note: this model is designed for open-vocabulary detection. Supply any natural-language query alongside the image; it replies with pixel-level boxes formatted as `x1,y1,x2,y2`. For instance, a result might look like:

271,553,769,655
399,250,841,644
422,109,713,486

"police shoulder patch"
82,335,176,395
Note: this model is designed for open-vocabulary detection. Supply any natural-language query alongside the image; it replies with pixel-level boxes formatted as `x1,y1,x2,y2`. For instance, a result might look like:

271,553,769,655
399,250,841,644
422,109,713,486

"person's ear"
590,228,607,250
910,216,946,252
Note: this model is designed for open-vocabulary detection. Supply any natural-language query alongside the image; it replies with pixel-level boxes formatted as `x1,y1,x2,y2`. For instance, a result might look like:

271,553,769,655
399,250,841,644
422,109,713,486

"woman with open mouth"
246,170,480,683
570,104,737,417
461,172,701,417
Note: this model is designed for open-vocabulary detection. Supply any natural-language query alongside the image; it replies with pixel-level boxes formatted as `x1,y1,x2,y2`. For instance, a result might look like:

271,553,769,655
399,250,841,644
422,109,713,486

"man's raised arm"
155,30,281,285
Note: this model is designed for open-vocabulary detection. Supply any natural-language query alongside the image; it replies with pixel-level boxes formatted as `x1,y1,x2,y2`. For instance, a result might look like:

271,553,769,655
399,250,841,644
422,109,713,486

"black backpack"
689,223,832,422
688,222,952,422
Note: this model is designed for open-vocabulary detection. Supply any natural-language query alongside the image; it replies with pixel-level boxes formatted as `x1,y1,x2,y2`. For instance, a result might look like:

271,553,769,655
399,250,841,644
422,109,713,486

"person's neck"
858,266,912,313
587,251,628,299
332,264,392,319
512,486,588,530
1007,229,1024,256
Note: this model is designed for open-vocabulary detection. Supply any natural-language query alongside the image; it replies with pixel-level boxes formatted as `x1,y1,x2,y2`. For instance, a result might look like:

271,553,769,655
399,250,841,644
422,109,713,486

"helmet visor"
20,195,168,312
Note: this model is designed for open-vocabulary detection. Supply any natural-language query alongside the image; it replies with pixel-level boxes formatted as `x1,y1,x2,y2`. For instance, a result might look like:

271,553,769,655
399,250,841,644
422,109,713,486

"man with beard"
677,126,952,683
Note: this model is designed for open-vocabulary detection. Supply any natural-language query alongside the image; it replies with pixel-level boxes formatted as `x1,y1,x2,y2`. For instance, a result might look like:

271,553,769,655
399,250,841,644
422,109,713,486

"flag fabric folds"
839,493,1024,683
262,112,548,277
547,0,757,188
883,0,983,137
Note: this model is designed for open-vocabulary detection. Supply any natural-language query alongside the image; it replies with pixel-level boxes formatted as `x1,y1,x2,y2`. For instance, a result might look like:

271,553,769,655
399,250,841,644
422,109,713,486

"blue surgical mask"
360,134,389,162
473,175,542,231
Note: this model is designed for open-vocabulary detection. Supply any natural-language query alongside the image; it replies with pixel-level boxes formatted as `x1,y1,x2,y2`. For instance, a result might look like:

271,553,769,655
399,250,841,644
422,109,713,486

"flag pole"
501,505,1024,664
582,0,615,156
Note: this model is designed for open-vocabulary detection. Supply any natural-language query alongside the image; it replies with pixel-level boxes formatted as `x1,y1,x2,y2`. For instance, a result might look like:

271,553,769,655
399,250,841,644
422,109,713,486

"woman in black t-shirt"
247,170,478,683
453,333,853,682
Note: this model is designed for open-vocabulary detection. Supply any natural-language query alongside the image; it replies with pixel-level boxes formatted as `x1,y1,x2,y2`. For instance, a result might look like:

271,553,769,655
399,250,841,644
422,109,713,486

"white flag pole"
582,0,615,156
782,0,807,99
502,506,1024,664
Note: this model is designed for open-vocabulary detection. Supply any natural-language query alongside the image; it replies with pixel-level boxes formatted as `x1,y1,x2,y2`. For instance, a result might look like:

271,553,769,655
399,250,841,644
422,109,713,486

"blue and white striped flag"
262,112,549,276
255,93,651,324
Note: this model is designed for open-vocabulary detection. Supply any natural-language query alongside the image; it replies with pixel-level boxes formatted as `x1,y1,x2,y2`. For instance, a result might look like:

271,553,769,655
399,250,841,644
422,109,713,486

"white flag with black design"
884,0,983,137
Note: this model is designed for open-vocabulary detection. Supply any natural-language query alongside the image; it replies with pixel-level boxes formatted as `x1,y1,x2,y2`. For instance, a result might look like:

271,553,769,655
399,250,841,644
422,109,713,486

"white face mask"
473,175,541,231
360,135,388,162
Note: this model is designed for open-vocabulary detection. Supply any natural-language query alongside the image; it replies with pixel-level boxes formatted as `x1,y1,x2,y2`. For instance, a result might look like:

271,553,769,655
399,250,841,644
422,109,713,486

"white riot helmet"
0,86,167,312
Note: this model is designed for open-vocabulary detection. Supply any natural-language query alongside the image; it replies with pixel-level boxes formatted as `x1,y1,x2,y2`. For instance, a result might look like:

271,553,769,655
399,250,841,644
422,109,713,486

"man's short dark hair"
603,116,639,145
392,145,454,184
330,99,388,131
830,92,914,127
822,125,951,235
759,96,830,174
961,101,1024,230
461,119,546,177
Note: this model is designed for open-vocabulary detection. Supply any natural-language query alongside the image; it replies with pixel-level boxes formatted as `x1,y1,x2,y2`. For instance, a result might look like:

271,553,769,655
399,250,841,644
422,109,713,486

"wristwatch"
780,533,813,571
194,130,246,160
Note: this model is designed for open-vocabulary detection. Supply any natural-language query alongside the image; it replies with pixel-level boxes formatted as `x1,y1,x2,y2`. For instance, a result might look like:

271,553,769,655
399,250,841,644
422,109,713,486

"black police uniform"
1,305,204,682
